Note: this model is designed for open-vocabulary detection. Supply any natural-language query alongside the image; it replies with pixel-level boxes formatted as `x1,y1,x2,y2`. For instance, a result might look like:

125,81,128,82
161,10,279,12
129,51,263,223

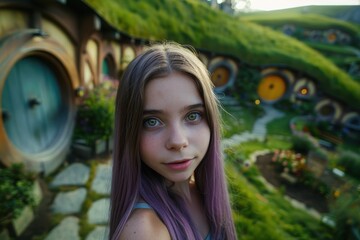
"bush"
291,133,318,154
0,164,35,225
274,98,293,111
73,80,117,145
337,150,360,179
329,187,360,240
232,67,261,103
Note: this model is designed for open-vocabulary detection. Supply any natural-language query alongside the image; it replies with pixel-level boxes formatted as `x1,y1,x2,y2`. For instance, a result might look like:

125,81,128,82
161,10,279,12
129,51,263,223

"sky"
230,0,360,11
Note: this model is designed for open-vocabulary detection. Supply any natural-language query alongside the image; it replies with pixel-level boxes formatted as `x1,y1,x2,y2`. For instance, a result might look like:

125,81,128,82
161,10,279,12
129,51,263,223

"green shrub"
291,133,317,154
338,151,360,179
232,67,261,103
0,164,35,225
273,98,293,111
330,189,360,240
73,81,117,145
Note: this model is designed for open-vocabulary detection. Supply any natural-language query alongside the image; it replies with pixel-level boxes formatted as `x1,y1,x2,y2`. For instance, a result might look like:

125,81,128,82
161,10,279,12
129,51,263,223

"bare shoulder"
119,208,171,240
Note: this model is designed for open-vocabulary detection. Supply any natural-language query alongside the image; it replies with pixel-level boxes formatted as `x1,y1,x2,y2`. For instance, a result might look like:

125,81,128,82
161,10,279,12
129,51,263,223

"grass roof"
84,0,360,109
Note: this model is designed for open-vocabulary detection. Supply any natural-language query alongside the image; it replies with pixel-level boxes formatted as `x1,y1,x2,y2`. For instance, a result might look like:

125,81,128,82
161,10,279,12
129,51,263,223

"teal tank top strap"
204,232,211,240
133,202,152,209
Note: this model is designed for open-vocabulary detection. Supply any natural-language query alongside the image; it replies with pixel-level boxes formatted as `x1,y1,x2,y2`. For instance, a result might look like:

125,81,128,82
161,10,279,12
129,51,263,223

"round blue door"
1,56,67,154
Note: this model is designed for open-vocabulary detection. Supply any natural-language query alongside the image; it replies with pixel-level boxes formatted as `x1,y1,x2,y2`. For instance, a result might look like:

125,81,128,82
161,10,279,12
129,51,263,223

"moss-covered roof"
84,0,360,109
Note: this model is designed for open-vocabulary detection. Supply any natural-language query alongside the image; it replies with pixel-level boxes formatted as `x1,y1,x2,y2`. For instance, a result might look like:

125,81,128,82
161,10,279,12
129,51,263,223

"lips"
165,159,193,170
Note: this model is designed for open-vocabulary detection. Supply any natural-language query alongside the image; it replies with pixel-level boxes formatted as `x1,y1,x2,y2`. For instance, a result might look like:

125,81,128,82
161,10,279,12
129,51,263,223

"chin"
166,174,193,183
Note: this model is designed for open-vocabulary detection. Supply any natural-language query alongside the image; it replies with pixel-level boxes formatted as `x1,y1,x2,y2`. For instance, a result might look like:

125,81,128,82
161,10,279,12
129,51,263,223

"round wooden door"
257,75,286,102
1,56,67,154
211,66,230,88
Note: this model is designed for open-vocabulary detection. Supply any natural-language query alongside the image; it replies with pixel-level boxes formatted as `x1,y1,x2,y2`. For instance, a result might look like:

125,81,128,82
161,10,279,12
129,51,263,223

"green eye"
143,118,161,128
186,112,201,122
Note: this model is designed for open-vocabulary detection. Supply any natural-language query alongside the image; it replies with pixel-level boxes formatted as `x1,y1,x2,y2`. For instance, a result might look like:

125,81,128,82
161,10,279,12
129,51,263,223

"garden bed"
255,153,329,213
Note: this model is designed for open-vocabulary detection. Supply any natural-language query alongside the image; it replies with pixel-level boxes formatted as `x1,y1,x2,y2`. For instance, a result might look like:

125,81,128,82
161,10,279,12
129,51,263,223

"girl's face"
140,72,210,183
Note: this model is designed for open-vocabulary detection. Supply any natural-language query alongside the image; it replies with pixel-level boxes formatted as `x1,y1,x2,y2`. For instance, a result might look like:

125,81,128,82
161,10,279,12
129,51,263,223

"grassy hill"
239,13,360,40
239,11,360,82
84,0,360,109
240,5,360,26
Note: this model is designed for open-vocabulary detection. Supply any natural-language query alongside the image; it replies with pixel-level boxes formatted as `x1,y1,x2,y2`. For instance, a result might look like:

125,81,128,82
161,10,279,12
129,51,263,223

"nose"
166,124,188,151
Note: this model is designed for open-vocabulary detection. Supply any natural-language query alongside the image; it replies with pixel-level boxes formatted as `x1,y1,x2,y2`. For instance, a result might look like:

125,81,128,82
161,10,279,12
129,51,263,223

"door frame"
0,29,79,174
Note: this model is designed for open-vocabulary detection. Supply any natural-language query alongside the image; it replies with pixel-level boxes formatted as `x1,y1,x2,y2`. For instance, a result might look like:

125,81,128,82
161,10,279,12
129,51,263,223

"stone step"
50,163,90,188
86,226,109,240
91,164,112,195
45,216,80,240
51,188,87,214
87,198,110,225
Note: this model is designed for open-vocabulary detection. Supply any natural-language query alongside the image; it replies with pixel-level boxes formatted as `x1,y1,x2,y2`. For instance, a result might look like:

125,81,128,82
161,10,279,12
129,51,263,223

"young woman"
109,43,237,240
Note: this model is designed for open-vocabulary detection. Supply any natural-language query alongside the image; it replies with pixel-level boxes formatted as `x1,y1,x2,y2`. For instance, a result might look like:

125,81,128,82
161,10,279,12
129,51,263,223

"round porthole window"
257,74,287,102
211,66,231,88
208,57,237,93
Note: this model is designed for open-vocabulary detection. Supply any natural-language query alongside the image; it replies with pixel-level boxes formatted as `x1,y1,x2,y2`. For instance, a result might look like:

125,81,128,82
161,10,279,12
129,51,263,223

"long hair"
109,43,237,240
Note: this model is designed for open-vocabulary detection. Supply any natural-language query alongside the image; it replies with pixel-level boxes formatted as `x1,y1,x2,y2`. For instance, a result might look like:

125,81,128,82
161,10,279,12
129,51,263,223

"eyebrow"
143,103,205,115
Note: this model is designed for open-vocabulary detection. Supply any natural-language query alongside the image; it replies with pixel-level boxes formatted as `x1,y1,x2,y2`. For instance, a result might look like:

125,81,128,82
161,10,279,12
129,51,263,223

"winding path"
222,103,284,148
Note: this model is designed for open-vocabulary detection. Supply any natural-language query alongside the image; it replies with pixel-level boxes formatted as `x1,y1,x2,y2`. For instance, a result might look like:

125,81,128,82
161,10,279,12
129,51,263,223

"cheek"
140,134,158,160
195,124,211,153
204,128,211,151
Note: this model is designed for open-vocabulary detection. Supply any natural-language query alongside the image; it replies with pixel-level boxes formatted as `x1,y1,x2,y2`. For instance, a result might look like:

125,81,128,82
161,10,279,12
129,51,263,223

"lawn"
222,105,333,239
221,105,259,138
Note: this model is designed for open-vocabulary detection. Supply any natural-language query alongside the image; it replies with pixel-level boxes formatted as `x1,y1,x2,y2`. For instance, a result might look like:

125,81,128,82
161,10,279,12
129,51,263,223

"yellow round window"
211,66,230,88
257,75,286,101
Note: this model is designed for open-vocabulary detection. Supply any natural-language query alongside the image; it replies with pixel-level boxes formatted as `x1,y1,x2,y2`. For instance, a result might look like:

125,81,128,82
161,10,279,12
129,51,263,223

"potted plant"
0,164,37,237
72,79,117,159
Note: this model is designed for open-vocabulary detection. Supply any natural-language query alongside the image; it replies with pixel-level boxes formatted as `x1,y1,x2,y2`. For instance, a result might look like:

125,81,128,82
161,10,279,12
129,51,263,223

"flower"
273,149,308,176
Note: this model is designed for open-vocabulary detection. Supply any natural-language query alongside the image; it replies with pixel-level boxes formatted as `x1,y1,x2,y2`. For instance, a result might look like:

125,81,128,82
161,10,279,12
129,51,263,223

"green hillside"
84,0,360,109
239,13,360,39
239,11,360,82
240,5,360,26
